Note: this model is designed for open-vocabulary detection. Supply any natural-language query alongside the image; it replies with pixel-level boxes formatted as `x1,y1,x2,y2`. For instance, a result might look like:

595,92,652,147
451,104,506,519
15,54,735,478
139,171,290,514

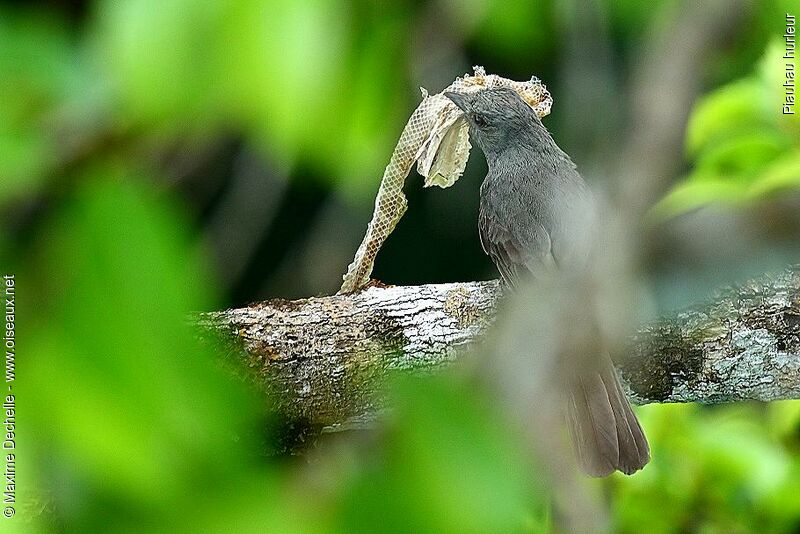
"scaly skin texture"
339,67,553,293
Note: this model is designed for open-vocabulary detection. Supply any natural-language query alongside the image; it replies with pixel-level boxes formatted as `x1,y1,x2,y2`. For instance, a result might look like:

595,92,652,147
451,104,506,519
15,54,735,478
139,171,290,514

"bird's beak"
444,91,471,113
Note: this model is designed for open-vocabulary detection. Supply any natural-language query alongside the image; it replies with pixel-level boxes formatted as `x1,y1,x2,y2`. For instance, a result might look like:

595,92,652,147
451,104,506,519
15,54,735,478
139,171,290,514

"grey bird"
445,87,649,476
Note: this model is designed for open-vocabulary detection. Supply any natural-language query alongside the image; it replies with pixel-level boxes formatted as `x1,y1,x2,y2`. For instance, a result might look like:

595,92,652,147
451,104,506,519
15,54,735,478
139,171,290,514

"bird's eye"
472,114,487,127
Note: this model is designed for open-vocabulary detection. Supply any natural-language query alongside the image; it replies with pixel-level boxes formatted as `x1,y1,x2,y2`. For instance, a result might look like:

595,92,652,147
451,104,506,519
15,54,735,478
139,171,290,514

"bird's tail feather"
566,355,650,477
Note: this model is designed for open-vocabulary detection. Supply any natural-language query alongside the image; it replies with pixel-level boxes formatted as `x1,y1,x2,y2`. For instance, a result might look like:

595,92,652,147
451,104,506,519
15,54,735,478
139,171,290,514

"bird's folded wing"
478,210,557,287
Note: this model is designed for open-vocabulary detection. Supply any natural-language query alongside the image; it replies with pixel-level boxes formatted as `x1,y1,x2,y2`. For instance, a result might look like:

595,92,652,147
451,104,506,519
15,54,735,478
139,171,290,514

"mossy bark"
198,268,800,430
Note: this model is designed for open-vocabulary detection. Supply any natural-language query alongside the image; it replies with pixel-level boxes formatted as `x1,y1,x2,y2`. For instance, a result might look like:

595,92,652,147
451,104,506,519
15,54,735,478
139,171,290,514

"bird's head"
444,87,541,159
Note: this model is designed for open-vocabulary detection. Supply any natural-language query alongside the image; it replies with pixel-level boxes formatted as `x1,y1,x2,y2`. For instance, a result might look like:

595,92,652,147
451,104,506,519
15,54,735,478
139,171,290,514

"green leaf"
220,0,349,162
657,40,800,220
685,79,765,157
746,150,800,198
650,175,746,220
90,0,227,131
612,403,800,533
694,130,789,178
472,0,556,62
0,7,85,201
768,400,800,441
26,174,262,527
332,375,545,533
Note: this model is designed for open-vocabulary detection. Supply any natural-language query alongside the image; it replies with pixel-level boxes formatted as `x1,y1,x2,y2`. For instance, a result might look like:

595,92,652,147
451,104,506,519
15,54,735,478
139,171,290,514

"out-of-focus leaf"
655,40,800,220
685,79,766,157
26,174,263,528
190,472,323,534
0,8,84,201
90,0,226,131
747,151,800,198
323,13,409,200
220,0,349,163
472,0,556,63
0,128,53,200
650,176,745,220
603,0,680,41
769,400,800,440
694,131,789,178
332,375,546,533
90,0,408,198
613,403,800,533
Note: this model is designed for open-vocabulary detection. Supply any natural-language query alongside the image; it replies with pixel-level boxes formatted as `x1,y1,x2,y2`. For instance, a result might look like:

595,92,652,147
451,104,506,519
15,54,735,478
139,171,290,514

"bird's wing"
478,209,557,288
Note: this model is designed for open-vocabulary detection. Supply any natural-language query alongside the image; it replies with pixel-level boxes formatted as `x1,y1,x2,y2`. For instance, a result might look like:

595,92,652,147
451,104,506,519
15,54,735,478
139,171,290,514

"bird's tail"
566,354,650,477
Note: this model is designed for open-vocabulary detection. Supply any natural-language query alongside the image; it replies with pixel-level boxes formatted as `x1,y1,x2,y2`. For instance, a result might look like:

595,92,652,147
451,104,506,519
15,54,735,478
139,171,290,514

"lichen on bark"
198,267,800,429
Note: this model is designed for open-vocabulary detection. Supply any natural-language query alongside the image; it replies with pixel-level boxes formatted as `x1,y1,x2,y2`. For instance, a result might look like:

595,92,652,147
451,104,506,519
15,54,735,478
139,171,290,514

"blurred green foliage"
653,41,800,219
331,376,552,533
24,176,267,530
1,0,798,532
91,0,410,201
0,9,85,201
615,403,800,533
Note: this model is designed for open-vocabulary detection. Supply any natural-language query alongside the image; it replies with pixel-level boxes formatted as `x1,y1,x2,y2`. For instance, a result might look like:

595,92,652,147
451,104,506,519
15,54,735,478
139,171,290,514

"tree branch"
199,268,800,430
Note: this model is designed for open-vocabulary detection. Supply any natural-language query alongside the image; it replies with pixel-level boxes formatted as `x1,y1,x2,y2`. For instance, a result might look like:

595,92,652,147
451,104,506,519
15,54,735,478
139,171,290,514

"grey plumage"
445,87,649,476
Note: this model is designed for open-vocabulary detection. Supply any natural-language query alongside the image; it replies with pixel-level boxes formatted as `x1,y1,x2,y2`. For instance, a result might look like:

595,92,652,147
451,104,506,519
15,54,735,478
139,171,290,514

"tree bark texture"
198,268,800,430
